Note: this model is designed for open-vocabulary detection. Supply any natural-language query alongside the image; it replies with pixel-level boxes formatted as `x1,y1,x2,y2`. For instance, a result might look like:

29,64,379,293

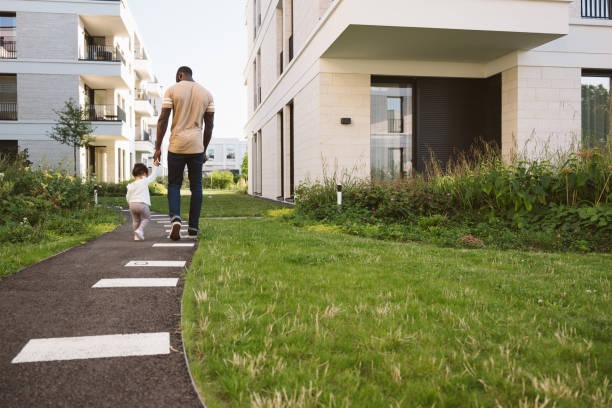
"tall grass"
294,143,611,252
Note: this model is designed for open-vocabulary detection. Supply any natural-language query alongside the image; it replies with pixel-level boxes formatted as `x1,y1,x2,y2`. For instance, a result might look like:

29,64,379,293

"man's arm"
203,111,214,154
153,107,172,163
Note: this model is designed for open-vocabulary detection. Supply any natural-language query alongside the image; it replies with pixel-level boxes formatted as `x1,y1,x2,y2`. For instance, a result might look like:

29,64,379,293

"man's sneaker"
188,228,198,237
135,229,144,241
170,219,182,241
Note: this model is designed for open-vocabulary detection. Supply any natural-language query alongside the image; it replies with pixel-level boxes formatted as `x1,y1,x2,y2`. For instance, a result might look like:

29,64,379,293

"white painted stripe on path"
165,229,188,233
153,243,195,248
11,332,169,363
125,260,186,267
92,278,178,288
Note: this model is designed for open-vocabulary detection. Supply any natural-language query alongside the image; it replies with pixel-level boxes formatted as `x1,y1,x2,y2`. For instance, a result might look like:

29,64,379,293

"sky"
126,0,248,141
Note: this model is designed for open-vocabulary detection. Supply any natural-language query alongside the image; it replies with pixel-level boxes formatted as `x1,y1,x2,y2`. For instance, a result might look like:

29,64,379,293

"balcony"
134,89,155,116
134,47,147,60
0,41,16,59
80,44,124,63
84,104,125,122
582,0,612,19
321,0,573,62
0,102,17,120
135,129,154,153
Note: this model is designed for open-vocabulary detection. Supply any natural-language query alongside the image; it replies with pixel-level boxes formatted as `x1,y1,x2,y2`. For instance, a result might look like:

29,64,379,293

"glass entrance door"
370,81,413,180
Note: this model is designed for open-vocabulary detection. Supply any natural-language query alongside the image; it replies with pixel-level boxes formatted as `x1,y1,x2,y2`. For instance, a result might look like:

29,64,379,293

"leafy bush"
209,171,235,189
0,152,101,243
294,144,611,252
96,181,128,197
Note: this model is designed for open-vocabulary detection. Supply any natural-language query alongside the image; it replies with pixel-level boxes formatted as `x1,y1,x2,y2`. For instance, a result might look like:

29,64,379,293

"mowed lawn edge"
181,196,611,407
0,211,122,279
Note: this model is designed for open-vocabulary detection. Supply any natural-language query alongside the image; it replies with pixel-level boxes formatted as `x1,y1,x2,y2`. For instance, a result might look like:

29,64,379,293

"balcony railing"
0,102,17,120
135,88,150,101
80,44,124,63
582,0,612,19
84,104,125,122
0,41,16,59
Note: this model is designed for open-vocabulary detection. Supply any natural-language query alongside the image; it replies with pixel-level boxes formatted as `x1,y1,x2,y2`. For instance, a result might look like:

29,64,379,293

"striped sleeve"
206,94,215,112
162,87,173,109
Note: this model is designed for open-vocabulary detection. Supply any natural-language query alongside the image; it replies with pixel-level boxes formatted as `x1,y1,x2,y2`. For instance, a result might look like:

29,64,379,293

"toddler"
126,161,161,240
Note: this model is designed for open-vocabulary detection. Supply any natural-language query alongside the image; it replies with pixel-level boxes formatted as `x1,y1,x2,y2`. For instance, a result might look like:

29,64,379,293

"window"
0,74,17,120
582,71,611,148
371,80,413,180
0,140,18,158
581,0,611,19
287,0,294,62
386,96,403,133
207,147,215,160
226,145,236,160
0,13,16,59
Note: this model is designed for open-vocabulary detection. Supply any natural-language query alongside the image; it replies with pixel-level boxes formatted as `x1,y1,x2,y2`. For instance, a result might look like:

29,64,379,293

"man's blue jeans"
167,151,204,232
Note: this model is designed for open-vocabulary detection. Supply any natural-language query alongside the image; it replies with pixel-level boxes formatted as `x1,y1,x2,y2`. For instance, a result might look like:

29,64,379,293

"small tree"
48,98,95,176
241,153,248,179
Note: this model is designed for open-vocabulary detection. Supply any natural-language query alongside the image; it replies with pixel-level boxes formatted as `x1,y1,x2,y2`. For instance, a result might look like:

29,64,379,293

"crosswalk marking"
92,278,178,288
125,260,186,267
11,332,170,363
153,243,195,248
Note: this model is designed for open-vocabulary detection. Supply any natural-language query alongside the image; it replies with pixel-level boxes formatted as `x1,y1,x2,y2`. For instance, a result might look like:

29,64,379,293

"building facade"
204,137,247,176
0,0,162,183
244,0,612,200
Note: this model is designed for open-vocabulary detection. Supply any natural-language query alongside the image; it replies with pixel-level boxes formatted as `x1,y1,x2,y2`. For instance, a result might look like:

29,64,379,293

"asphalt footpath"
0,209,203,408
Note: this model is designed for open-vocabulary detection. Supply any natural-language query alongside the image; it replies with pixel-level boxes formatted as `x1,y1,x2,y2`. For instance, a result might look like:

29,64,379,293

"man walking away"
154,66,214,240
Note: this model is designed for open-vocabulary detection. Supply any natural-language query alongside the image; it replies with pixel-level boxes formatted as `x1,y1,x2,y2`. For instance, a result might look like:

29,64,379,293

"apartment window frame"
581,0,612,19
0,12,16,59
0,73,17,121
226,145,236,160
581,69,611,148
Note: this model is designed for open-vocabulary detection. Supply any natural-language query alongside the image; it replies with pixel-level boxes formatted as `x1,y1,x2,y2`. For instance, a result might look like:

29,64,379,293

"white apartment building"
204,137,247,176
244,0,612,201
0,0,162,183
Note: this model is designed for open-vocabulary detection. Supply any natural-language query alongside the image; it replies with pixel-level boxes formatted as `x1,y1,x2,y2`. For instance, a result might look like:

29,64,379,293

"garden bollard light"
337,184,342,208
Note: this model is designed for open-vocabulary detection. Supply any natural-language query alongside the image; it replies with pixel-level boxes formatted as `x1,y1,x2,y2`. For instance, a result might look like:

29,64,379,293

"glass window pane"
371,82,412,180
582,75,611,147
226,145,236,160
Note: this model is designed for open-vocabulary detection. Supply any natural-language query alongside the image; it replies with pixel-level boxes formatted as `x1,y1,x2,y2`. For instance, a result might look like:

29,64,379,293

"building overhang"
134,58,154,81
80,14,128,37
81,74,128,90
320,0,572,62
135,140,154,153
322,25,565,62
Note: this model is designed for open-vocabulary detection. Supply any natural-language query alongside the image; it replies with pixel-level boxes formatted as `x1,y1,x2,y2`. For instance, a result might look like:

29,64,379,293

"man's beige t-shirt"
162,81,214,154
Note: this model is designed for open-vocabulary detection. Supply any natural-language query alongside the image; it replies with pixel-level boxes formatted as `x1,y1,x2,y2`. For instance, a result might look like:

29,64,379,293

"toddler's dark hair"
132,163,148,177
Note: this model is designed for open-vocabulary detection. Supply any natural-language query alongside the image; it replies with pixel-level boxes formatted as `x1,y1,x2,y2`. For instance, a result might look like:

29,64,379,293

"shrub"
0,152,98,243
210,171,235,189
294,144,611,252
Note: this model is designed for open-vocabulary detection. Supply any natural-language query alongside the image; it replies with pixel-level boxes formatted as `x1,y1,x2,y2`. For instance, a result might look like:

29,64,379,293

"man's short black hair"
132,163,148,177
177,66,192,76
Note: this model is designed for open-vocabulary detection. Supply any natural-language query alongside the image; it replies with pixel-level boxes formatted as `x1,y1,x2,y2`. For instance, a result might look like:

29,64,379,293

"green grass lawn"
182,196,611,407
101,190,286,218
0,209,122,278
